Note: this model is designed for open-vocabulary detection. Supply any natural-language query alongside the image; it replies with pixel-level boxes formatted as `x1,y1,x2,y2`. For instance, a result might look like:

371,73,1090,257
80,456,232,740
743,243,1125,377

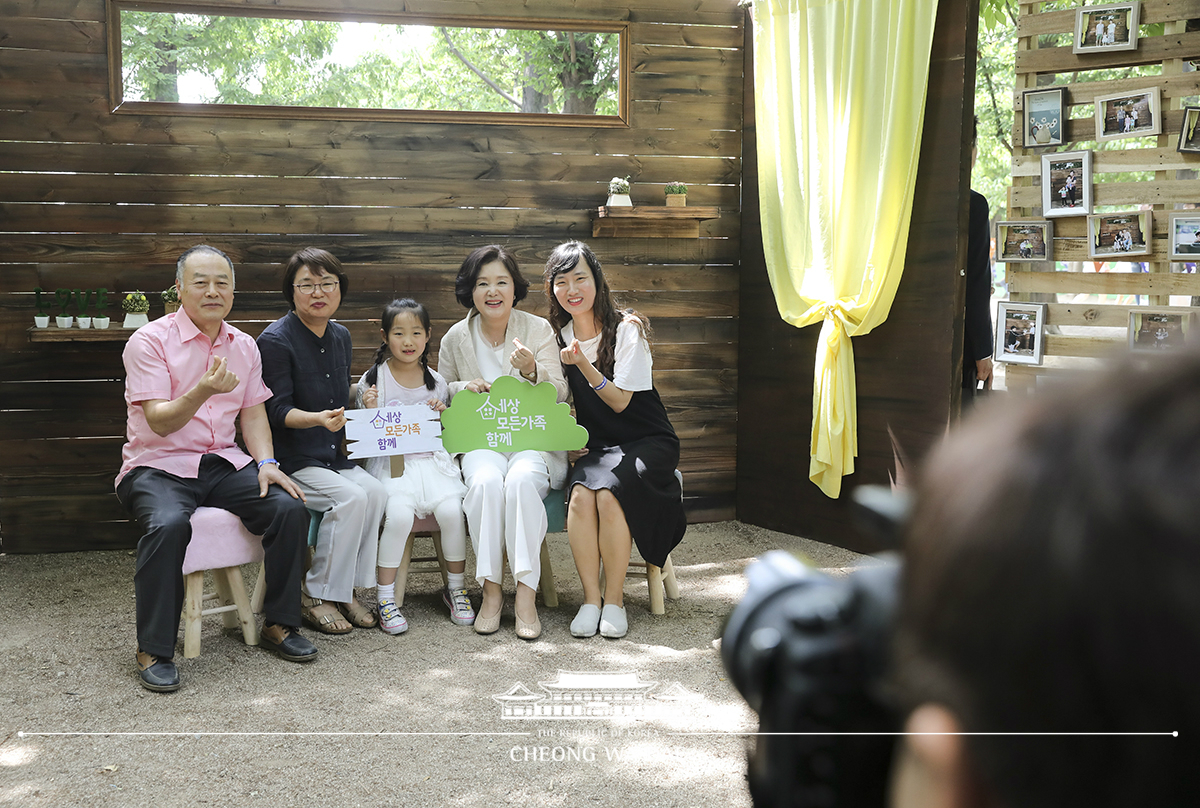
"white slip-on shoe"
599,604,627,639
570,604,602,638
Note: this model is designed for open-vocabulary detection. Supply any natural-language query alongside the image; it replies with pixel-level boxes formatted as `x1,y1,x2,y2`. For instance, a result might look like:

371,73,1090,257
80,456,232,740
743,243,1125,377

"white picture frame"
996,220,1054,263
1074,2,1140,54
1041,150,1092,218
1094,87,1161,143
994,301,1047,366
1087,210,1153,259
1168,213,1200,261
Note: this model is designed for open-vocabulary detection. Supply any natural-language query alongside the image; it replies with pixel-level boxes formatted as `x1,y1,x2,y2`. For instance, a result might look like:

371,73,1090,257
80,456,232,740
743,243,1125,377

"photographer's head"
893,353,1200,808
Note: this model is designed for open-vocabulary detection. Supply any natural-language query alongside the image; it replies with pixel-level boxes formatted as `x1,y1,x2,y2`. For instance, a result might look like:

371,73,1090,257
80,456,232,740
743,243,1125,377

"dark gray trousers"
117,455,307,658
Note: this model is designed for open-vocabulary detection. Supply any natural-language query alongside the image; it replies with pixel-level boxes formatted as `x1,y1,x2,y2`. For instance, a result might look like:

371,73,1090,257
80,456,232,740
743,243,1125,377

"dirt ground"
0,522,864,808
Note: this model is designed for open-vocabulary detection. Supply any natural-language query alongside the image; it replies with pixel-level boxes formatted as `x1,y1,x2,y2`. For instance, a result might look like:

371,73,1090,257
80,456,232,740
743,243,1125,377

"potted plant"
665,181,688,207
94,288,110,329
607,176,632,207
122,290,150,329
54,288,73,328
161,285,180,315
74,288,92,329
33,287,50,328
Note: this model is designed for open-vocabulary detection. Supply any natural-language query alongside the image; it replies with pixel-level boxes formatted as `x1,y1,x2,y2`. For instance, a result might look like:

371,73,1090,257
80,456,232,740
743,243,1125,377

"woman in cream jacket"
438,244,567,639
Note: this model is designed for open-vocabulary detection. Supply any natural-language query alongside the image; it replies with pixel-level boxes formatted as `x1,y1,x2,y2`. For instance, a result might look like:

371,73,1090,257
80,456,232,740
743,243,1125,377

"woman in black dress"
544,241,686,639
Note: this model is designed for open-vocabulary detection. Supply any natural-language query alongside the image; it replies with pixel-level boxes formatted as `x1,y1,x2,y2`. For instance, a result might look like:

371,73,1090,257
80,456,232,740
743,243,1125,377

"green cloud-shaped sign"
441,375,588,453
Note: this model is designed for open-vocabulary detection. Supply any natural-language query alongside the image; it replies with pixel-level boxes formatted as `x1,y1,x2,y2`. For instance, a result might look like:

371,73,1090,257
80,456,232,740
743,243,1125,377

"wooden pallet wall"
0,0,743,553
1006,0,1200,390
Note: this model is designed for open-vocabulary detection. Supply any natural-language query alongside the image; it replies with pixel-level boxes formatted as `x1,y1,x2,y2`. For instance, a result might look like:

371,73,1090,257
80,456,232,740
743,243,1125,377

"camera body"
721,551,902,808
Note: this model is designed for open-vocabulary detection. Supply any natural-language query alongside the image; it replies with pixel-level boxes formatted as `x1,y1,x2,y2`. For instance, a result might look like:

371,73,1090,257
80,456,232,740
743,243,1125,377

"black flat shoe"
136,650,180,692
261,623,318,663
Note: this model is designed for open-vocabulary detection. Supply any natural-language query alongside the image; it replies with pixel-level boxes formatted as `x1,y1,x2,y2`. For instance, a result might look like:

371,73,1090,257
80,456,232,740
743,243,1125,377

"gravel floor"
0,522,864,808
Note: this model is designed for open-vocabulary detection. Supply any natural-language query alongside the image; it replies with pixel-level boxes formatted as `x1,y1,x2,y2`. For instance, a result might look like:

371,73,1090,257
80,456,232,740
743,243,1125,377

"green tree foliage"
120,11,619,116
121,12,340,104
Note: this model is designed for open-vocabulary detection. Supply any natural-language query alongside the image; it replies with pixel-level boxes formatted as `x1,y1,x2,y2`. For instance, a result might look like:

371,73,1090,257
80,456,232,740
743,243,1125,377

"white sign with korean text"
344,406,443,459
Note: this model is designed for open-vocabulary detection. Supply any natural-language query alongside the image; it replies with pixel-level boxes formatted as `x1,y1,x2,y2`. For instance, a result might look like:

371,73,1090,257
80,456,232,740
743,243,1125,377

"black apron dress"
565,362,686,567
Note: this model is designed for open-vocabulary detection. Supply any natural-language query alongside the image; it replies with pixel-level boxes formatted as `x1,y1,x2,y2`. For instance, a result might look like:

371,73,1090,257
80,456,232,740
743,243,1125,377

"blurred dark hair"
454,245,529,310
282,247,349,312
365,298,436,391
542,240,649,378
894,353,1200,808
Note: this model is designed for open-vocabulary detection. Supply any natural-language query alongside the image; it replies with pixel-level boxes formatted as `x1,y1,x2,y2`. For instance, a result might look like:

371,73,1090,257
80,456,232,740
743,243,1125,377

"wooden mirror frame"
106,0,630,127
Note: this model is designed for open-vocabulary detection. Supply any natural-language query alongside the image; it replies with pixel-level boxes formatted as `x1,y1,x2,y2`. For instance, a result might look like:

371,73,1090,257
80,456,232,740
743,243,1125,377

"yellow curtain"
752,0,939,498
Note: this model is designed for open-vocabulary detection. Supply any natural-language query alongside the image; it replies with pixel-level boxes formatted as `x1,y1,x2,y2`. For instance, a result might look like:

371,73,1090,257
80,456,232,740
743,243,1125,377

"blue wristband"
257,458,279,469
592,377,608,392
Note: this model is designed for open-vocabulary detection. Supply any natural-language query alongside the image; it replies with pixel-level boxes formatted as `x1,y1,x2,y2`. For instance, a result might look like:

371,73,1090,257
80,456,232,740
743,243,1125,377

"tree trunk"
152,38,179,103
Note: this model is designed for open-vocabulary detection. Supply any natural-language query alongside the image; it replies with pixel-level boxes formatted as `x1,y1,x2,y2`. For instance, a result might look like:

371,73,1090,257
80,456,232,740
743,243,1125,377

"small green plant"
161,285,180,305
123,291,150,314
608,176,631,195
55,288,72,317
665,181,687,195
95,288,109,313
33,287,48,316
73,288,93,314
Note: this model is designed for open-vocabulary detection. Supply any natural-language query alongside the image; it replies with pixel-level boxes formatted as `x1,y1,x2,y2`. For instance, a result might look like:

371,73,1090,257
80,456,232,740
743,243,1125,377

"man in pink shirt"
116,245,317,692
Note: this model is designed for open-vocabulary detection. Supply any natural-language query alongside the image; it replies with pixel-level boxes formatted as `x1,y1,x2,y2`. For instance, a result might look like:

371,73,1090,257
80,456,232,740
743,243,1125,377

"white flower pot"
77,317,92,329
606,193,632,207
56,315,73,328
34,315,50,328
123,312,149,329
93,316,110,329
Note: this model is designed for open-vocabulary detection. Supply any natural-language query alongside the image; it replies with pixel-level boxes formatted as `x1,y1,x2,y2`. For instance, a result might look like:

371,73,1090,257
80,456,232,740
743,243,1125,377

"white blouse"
561,318,653,391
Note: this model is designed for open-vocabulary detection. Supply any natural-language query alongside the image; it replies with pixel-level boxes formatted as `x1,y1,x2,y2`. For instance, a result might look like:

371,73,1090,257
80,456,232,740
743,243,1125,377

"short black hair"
896,352,1200,808
454,245,529,309
282,248,349,311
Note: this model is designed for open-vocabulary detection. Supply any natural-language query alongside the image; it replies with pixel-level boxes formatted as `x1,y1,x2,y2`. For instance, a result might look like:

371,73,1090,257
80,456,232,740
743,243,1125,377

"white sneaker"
570,604,602,638
599,604,627,638
443,587,476,626
378,598,408,635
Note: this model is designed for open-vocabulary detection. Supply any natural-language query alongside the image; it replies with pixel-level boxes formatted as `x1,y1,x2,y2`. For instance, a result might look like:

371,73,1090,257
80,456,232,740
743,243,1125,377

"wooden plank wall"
737,0,974,552
0,0,743,553
1004,0,1200,392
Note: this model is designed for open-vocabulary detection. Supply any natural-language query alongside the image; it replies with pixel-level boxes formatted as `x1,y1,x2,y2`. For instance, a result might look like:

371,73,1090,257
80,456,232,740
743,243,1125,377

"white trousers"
292,464,387,600
461,449,549,588
377,496,468,569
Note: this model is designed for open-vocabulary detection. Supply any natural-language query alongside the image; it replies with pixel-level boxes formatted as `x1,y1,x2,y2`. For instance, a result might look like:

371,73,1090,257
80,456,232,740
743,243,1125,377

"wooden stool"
597,471,683,615
180,507,263,658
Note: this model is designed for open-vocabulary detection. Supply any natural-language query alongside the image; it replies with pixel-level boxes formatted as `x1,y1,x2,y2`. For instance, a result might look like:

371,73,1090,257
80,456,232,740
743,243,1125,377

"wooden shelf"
592,206,720,238
29,325,135,343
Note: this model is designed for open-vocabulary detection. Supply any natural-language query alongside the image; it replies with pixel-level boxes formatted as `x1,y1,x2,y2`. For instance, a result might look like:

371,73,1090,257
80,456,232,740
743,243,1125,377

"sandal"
301,594,352,634
338,599,378,629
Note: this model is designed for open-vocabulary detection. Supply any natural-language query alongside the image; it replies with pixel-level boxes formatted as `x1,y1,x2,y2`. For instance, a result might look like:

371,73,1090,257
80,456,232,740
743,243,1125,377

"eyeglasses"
294,280,340,295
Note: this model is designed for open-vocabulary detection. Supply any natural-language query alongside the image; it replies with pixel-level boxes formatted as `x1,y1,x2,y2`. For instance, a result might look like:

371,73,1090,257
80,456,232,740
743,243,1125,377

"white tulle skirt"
384,453,466,517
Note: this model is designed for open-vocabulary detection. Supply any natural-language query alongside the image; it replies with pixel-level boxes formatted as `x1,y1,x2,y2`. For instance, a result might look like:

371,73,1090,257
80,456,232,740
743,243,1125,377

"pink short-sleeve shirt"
116,309,273,487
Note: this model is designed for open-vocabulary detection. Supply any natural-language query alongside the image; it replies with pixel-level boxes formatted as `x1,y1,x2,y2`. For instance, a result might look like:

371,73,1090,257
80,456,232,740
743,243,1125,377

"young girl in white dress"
357,298,472,634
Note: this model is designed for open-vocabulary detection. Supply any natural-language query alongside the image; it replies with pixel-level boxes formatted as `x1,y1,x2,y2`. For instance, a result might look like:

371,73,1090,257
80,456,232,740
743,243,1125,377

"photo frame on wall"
1087,210,1152,259
1094,88,1161,143
1041,150,1091,218
1129,309,1194,353
1022,87,1066,148
1179,106,1200,154
994,301,1047,365
1074,1,1140,53
996,220,1054,262
1168,212,1200,260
